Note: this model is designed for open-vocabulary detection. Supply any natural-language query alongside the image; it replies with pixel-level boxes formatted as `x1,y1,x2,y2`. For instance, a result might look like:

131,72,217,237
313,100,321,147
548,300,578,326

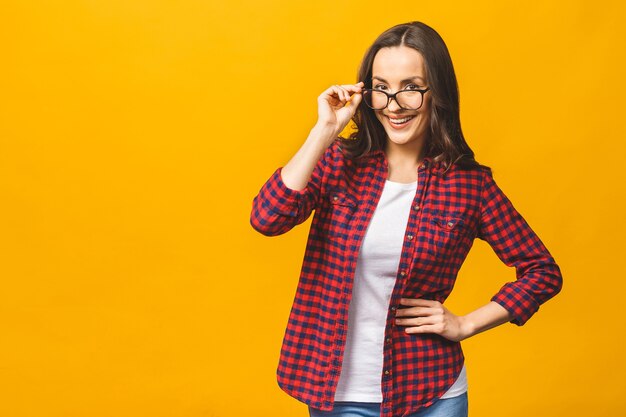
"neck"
384,138,426,170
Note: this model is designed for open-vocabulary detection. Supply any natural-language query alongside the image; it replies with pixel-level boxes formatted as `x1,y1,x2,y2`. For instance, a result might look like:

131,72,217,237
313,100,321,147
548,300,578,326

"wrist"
313,121,340,140
459,315,476,340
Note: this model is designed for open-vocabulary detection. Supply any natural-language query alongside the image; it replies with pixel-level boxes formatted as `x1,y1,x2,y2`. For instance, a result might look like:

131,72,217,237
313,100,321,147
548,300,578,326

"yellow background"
1,1,624,416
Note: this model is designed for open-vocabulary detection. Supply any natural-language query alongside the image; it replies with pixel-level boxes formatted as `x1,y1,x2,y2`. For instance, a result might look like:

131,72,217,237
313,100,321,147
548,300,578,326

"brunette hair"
340,21,491,175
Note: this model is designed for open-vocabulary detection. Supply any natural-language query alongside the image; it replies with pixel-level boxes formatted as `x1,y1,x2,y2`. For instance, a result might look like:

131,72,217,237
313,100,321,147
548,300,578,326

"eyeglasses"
362,85,430,110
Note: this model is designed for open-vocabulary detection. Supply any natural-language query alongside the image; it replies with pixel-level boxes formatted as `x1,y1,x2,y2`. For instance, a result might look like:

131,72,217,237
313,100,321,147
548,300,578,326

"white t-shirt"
334,178,467,402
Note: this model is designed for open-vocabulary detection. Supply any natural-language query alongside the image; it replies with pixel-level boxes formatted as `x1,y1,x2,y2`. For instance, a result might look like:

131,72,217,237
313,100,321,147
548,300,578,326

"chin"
386,127,421,140
387,136,417,146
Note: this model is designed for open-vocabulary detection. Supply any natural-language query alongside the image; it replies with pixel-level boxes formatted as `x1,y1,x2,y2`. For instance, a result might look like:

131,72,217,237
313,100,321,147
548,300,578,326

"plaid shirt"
250,139,562,417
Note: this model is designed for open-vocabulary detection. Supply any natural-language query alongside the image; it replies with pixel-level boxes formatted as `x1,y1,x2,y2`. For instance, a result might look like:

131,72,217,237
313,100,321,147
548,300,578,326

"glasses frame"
361,85,431,111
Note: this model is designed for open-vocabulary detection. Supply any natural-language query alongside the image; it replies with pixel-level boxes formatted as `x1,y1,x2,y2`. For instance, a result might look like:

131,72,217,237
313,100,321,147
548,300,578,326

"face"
371,45,431,150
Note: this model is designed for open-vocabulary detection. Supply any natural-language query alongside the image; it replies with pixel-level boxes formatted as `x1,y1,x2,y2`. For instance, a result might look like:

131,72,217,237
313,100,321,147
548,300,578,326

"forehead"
372,46,426,82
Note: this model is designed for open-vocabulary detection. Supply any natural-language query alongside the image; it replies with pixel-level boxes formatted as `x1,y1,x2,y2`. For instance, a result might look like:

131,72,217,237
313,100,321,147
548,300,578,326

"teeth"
389,116,414,124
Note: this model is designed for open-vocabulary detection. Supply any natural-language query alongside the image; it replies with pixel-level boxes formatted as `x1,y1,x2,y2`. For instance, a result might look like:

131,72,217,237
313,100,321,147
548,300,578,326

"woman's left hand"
395,298,472,342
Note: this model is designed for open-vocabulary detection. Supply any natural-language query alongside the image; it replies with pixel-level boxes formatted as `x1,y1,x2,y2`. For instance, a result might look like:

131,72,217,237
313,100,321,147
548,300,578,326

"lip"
386,114,416,129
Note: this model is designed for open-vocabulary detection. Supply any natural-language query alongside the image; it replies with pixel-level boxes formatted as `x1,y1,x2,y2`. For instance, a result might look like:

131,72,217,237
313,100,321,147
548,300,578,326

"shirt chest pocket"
426,212,470,258
323,189,358,239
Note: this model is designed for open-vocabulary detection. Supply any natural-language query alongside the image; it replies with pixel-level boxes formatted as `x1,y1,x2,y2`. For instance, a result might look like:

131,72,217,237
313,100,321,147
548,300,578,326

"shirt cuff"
262,166,309,217
490,283,541,326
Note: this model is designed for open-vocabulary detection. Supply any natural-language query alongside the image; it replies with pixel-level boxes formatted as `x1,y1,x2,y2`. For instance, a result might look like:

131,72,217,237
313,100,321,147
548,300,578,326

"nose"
387,95,402,111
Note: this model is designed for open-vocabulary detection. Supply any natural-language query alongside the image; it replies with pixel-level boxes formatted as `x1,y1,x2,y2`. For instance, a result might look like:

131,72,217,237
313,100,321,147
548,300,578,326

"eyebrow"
372,75,425,83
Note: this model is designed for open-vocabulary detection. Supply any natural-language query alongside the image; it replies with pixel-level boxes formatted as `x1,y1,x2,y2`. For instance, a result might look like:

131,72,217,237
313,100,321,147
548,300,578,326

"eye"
373,84,388,91
403,83,421,90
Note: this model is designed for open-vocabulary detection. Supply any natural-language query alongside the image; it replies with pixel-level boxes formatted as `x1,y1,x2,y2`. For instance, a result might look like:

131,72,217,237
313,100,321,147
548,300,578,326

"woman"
250,21,562,417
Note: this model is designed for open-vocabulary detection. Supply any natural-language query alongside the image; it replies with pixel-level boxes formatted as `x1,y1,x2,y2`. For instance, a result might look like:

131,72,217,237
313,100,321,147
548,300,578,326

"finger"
341,83,364,92
345,91,362,108
319,85,338,102
323,84,338,95
395,306,439,317
339,86,350,102
399,298,439,307
405,324,440,334
340,85,359,100
333,85,345,101
332,85,345,100
323,85,343,98
324,85,347,105
345,87,360,100
346,87,362,99
349,93,363,107
396,315,439,327
327,84,361,104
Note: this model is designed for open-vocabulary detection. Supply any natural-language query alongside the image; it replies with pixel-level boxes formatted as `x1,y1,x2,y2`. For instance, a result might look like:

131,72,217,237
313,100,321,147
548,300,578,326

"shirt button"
384,370,391,375
386,338,392,343
413,204,420,210
447,221,454,227
391,306,397,311
407,234,414,240
333,195,338,201
399,271,406,277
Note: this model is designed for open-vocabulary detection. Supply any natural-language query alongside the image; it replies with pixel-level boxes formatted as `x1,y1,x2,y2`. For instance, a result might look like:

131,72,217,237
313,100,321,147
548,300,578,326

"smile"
387,115,415,128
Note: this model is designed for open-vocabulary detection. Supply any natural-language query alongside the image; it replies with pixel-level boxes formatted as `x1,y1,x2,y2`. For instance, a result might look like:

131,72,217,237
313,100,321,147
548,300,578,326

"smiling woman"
342,22,489,180
250,20,562,417
371,48,431,145
364,72,430,131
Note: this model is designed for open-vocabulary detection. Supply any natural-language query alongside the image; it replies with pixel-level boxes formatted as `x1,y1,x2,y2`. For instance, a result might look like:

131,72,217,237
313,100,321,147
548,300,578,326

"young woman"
250,21,562,417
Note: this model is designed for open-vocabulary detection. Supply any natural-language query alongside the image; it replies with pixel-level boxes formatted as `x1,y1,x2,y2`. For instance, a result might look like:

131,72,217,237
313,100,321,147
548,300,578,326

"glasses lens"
363,90,424,110
363,90,389,110
396,91,423,110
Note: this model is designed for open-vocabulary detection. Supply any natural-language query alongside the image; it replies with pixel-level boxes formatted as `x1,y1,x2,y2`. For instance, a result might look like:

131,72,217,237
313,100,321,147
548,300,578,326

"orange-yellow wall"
1,1,624,416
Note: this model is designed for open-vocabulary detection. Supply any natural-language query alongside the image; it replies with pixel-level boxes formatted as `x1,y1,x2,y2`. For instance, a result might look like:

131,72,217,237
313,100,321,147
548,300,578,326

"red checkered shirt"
250,139,563,417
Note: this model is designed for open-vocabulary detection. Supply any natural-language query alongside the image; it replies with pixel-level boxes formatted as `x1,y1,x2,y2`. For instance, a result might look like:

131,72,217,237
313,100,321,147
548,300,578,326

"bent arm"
477,170,563,326
459,301,512,339
280,122,338,191
250,123,338,236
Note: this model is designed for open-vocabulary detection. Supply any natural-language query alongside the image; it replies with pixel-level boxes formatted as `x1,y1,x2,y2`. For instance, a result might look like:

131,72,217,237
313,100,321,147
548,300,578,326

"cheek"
415,114,430,132
416,105,430,126
421,99,431,116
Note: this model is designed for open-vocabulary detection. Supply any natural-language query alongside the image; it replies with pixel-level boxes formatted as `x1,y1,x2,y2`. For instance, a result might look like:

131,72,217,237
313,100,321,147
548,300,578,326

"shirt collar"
367,149,444,174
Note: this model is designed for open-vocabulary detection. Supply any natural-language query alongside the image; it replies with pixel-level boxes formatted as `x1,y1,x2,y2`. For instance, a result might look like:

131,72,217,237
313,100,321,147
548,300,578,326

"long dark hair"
340,21,491,175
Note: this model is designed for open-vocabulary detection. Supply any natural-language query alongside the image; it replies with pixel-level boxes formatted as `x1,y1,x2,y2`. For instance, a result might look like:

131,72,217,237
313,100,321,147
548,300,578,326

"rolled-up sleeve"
478,169,563,326
250,140,335,236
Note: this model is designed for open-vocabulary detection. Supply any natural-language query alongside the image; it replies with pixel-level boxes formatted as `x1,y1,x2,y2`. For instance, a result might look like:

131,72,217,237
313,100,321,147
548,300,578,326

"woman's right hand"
277,81,365,194
316,81,364,137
